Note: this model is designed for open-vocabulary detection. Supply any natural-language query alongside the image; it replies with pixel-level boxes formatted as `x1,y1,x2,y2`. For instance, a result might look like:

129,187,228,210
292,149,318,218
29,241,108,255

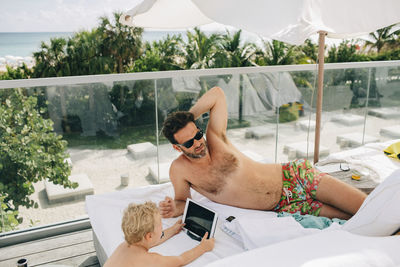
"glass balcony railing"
1,60,399,235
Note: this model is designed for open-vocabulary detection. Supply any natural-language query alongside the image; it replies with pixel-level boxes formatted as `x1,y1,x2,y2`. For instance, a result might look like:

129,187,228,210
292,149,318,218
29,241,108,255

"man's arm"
159,161,191,218
189,87,227,138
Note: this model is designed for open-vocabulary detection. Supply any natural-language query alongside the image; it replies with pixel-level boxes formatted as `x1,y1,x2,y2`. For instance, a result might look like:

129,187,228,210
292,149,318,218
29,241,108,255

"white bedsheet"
86,183,336,266
86,140,400,266
86,184,261,266
205,230,400,267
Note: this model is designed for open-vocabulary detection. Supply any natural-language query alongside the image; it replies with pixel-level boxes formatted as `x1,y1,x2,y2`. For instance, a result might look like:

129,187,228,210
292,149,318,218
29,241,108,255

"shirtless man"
159,86,367,220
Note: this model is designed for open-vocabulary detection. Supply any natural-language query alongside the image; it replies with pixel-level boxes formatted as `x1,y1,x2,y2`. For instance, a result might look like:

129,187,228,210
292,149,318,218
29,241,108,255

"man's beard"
181,140,208,159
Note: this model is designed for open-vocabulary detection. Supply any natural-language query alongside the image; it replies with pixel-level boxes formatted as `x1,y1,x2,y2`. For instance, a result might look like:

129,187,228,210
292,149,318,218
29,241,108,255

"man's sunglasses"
176,129,204,149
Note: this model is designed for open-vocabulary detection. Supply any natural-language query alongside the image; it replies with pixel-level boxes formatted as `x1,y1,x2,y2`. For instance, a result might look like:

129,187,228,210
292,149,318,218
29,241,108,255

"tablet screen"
183,199,217,240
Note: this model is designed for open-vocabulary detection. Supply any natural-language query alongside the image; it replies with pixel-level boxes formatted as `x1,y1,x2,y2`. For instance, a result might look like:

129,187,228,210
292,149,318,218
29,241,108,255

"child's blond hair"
122,201,159,245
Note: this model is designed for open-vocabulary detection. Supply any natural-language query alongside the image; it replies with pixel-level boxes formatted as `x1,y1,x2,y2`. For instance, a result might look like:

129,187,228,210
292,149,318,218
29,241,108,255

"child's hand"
171,219,185,235
200,232,215,252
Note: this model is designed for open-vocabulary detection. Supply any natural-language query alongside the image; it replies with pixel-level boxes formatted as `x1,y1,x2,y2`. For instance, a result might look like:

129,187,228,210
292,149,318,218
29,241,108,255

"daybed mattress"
86,184,256,266
86,140,400,266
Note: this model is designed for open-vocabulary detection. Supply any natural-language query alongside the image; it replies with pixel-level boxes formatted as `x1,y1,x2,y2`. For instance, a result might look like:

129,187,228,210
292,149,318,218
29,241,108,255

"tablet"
182,198,218,241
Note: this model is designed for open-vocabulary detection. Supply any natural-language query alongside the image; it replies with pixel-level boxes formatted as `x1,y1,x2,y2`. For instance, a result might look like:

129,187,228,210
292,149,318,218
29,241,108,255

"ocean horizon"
0,31,191,58
0,30,263,59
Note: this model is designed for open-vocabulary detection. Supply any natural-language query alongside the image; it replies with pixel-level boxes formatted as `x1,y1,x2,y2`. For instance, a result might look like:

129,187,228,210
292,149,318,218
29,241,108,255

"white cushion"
331,114,364,126
297,120,316,131
342,168,400,236
45,174,94,203
283,141,329,159
336,133,380,148
245,126,274,139
148,162,171,183
127,142,157,159
368,107,400,119
205,230,400,267
380,125,400,139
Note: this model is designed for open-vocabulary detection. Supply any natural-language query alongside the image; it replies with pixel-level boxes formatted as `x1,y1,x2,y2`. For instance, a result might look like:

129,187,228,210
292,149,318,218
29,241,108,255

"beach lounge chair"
379,125,400,139
45,173,94,204
296,120,316,131
336,133,380,148
244,126,275,139
148,162,171,183
283,141,330,160
330,114,364,126
368,107,400,119
127,142,157,159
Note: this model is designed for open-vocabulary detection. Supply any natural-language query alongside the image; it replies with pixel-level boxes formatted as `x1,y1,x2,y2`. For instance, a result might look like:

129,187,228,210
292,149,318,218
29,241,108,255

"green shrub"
0,89,76,225
0,195,19,232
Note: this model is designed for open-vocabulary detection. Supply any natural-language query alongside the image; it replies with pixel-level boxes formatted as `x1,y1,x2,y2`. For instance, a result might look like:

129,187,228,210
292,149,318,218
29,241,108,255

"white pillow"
204,230,400,267
342,169,400,236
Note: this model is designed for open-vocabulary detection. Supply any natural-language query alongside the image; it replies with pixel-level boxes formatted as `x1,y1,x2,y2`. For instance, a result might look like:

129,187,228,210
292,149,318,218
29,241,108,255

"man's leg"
315,175,367,217
319,203,352,219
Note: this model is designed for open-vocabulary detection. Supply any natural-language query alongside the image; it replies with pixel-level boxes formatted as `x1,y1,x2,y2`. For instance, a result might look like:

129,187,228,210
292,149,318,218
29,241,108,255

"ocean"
0,30,263,58
0,31,189,58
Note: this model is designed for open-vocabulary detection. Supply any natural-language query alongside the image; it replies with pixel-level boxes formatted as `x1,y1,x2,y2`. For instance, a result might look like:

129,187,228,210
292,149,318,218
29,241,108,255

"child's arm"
154,232,215,267
154,220,185,246
178,232,215,265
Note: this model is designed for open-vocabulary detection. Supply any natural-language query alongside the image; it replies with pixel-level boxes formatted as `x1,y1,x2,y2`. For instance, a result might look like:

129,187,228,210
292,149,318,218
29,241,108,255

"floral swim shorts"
273,159,326,216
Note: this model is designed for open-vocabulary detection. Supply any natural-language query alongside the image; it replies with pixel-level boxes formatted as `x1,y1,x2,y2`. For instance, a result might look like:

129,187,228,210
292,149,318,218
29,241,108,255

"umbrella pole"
313,31,327,163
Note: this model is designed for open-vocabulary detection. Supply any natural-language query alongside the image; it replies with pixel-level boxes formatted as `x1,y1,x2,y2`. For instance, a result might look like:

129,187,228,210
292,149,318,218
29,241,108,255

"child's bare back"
104,201,215,267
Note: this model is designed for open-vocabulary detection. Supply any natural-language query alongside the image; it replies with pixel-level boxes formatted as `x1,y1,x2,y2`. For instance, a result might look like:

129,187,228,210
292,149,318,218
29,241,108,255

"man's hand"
159,196,176,218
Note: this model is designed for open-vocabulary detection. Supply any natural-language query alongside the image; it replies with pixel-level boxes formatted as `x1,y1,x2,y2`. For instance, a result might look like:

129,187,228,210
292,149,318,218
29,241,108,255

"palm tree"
184,27,222,69
98,12,144,73
215,30,257,68
296,39,318,64
33,37,68,77
133,34,185,72
365,24,400,53
257,40,295,66
66,30,113,75
214,30,258,123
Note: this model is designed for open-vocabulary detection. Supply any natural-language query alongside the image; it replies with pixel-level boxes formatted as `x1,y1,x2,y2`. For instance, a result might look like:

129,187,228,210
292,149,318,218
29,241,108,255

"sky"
0,0,145,32
0,0,231,33
0,0,364,47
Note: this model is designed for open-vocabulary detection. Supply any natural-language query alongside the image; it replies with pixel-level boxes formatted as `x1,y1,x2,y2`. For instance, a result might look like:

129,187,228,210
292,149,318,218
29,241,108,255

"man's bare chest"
187,152,239,195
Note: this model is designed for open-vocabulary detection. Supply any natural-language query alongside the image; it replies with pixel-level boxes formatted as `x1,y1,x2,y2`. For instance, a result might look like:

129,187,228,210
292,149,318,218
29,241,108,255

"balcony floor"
0,229,99,267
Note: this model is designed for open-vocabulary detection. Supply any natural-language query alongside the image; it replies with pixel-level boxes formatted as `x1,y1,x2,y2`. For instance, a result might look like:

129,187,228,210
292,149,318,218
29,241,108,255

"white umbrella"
120,0,400,162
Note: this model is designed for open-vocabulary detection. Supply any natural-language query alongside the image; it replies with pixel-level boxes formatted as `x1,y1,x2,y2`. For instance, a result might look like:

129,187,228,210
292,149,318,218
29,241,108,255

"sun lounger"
379,125,400,139
148,162,171,183
283,141,330,160
244,126,274,139
320,139,400,182
368,107,400,119
45,174,94,204
86,167,400,267
127,142,157,159
296,120,315,131
330,114,364,126
336,133,380,148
